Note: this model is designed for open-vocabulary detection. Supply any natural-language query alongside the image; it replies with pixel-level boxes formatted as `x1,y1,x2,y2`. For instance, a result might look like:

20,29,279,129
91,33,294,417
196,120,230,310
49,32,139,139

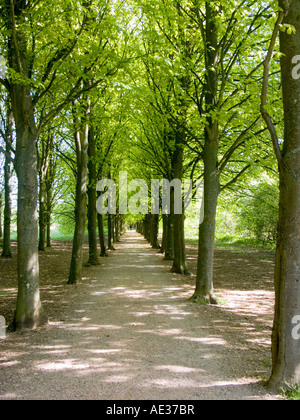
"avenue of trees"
0,0,300,392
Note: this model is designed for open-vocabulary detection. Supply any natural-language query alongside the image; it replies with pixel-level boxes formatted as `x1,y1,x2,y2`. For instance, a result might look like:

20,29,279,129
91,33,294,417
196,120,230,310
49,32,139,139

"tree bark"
46,163,54,249
193,2,219,304
87,125,100,266
268,0,300,391
164,213,174,261
107,214,115,251
7,3,47,329
38,133,53,251
38,175,47,251
2,104,13,259
193,134,219,304
150,214,160,249
160,214,168,255
98,213,107,257
172,131,189,275
68,100,89,285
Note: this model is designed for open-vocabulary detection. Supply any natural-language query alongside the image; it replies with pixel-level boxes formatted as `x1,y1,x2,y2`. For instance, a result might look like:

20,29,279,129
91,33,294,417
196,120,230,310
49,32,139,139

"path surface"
0,232,279,400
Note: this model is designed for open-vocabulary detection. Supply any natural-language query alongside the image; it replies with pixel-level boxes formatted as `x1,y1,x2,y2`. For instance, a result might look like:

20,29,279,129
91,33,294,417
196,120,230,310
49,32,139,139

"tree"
0,92,13,258
0,0,125,329
68,95,90,285
261,0,300,391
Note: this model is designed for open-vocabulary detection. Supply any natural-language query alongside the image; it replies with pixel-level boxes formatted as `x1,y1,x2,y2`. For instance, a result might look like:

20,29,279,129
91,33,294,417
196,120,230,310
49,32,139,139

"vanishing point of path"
0,232,280,400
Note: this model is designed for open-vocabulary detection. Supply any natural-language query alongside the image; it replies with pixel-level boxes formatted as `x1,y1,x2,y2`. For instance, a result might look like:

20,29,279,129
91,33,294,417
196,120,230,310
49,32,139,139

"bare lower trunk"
172,213,188,274
160,215,168,255
193,2,219,305
172,133,188,274
268,1,300,390
108,214,115,251
98,213,107,257
150,214,160,249
68,107,89,285
46,185,52,248
164,213,174,261
193,152,219,304
13,124,47,329
87,125,99,266
38,177,46,251
2,106,13,259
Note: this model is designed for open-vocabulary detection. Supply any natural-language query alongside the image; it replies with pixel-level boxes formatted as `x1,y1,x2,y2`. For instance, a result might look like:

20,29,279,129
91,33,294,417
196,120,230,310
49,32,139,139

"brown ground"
0,232,282,400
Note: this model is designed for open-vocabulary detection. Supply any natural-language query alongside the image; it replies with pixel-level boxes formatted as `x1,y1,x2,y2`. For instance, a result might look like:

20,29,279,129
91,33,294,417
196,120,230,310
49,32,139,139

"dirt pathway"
0,232,280,400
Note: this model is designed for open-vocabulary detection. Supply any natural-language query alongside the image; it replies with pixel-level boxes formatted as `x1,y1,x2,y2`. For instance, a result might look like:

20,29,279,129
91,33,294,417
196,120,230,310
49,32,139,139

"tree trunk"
38,133,53,251
87,125,100,266
98,213,107,257
193,2,219,304
2,105,13,259
160,214,168,255
7,5,47,329
46,177,52,249
151,214,160,249
164,213,174,261
38,175,47,252
0,193,2,239
13,119,47,329
193,135,219,304
107,214,115,251
68,102,89,285
172,131,188,275
268,0,300,391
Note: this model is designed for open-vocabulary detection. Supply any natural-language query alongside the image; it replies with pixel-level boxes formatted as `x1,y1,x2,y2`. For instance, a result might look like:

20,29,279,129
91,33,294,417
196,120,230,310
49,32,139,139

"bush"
235,180,279,244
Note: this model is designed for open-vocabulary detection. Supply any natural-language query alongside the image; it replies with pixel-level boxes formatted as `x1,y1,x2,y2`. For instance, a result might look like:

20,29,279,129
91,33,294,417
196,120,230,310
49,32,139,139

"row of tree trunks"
87,124,100,266
7,1,47,330
38,133,54,252
68,98,90,285
1,100,13,258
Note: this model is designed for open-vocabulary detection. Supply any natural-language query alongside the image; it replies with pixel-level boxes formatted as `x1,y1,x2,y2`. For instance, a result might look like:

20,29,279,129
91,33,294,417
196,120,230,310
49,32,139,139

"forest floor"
0,232,283,400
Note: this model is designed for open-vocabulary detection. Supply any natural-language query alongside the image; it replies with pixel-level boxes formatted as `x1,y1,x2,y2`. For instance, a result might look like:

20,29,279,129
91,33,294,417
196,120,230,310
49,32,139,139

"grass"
185,233,276,251
284,385,300,400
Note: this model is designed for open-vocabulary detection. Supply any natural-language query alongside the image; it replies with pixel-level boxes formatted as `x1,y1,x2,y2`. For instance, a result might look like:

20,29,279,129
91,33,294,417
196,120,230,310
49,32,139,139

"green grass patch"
284,385,300,401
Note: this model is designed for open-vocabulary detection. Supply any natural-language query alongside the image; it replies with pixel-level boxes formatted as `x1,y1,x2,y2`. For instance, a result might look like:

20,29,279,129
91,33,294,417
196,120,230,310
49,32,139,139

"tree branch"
260,6,289,166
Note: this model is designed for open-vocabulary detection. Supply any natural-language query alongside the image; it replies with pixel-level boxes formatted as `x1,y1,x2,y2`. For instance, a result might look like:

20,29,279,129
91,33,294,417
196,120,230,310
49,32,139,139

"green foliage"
215,173,279,247
284,385,300,401
235,180,279,244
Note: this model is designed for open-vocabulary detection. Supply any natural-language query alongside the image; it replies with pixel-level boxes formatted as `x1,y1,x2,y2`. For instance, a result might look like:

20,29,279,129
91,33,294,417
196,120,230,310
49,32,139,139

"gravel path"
0,232,281,400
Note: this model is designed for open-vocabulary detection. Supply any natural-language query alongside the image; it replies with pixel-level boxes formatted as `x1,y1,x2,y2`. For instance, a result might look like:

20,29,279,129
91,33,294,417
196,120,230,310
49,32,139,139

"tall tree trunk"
164,213,174,261
0,193,2,239
87,125,99,266
38,175,46,251
38,133,54,251
46,168,52,249
193,134,219,304
107,214,115,251
268,0,300,391
160,214,168,255
13,116,47,329
68,101,89,285
151,214,160,249
98,213,107,257
2,104,13,259
7,4,47,329
172,131,188,274
193,2,219,304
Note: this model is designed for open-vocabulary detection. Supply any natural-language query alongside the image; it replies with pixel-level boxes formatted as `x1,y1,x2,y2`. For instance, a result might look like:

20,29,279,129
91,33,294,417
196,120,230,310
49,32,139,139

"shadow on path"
0,232,280,400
